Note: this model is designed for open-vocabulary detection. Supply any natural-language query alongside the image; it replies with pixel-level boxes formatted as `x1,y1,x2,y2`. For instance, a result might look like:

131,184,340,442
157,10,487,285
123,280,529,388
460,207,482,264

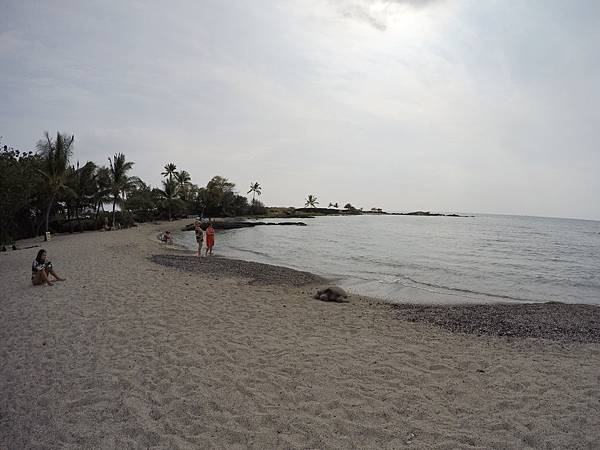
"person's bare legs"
47,268,65,281
32,269,53,286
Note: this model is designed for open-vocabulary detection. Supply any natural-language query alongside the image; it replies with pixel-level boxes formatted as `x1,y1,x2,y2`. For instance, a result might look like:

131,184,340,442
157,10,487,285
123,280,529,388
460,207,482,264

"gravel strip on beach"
393,303,600,343
151,254,325,286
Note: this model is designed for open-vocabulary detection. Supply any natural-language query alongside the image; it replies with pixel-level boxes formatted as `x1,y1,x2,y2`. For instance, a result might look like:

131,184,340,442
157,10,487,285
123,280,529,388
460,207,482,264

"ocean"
174,214,600,305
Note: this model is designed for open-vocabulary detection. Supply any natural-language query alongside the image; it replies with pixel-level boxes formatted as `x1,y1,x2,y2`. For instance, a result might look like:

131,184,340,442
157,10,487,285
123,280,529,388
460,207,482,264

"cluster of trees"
0,132,266,244
126,167,266,224
305,195,361,213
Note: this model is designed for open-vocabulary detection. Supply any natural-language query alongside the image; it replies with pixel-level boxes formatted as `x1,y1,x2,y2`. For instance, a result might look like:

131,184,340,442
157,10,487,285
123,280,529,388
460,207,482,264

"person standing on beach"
194,220,204,256
205,222,215,256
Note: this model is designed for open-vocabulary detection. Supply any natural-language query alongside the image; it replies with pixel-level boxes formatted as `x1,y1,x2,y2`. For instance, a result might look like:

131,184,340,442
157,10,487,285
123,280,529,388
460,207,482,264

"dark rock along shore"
151,254,324,287
181,221,307,232
394,303,600,343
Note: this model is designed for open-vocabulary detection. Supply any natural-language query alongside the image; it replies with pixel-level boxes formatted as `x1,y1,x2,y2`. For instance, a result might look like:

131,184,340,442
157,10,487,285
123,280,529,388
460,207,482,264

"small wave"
388,274,538,303
225,245,272,258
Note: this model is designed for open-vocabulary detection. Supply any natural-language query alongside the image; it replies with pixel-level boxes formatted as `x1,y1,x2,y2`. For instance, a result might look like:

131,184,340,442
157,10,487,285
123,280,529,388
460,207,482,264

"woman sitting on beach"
194,220,204,256
31,249,65,286
205,222,215,256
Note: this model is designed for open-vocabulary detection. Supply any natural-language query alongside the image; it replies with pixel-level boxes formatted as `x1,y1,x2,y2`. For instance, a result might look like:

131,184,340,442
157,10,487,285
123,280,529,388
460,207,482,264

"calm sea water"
175,215,600,305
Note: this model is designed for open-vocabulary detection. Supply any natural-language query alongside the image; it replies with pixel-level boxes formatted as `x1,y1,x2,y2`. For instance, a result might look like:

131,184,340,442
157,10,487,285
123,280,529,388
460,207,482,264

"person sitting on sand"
194,220,204,256
31,249,65,286
205,222,215,256
162,230,173,244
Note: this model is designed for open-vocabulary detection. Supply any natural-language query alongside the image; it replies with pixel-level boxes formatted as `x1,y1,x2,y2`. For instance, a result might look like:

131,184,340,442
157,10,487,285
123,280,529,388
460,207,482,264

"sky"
1,0,599,220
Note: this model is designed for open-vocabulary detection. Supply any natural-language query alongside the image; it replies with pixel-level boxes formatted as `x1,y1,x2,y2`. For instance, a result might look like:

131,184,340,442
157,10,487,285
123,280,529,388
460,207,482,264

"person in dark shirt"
194,220,204,257
31,249,65,286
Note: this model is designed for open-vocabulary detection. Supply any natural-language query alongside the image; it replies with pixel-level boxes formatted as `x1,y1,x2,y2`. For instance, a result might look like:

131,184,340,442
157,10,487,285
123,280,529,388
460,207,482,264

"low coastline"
153,249,600,344
1,220,599,448
170,221,600,343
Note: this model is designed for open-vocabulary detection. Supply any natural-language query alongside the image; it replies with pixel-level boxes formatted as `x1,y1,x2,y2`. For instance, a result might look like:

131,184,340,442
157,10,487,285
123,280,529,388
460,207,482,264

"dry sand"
1,220,599,449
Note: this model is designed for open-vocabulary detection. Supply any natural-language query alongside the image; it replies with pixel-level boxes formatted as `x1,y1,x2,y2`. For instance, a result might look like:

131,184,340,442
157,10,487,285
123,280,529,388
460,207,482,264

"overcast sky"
1,0,599,220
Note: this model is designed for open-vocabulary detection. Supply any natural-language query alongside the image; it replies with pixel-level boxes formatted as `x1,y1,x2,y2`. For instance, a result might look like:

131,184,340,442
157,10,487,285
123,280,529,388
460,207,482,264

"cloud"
330,0,445,30
1,1,599,219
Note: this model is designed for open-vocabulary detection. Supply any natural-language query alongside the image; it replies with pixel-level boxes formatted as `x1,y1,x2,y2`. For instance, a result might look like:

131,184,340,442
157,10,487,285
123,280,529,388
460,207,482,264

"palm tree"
92,166,112,220
305,194,319,208
108,153,135,227
174,170,191,200
161,163,177,182
158,178,178,221
247,182,262,208
37,132,75,238
68,160,97,231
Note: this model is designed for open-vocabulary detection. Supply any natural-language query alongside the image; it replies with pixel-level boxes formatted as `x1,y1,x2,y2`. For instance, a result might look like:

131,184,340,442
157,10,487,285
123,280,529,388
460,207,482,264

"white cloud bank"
1,0,599,219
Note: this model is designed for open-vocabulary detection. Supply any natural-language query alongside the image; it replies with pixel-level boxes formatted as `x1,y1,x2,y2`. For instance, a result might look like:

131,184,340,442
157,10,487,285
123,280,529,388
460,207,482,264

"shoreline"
155,229,600,344
152,250,600,344
2,220,599,448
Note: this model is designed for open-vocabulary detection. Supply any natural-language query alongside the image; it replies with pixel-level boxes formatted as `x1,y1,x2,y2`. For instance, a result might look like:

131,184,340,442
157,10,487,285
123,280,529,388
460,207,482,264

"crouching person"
32,249,65,286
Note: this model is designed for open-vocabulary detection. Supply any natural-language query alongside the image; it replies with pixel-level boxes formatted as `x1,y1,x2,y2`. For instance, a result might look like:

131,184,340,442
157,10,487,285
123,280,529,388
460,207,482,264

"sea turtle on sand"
313,286,349,303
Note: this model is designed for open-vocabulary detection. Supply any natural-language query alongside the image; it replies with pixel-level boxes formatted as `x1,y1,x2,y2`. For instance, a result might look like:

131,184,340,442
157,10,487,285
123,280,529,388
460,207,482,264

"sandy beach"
1,220,599,449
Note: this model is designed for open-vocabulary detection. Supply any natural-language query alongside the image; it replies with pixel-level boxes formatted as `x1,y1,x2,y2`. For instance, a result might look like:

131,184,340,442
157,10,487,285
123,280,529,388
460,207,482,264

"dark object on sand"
314,286,349,303
1,246,6,252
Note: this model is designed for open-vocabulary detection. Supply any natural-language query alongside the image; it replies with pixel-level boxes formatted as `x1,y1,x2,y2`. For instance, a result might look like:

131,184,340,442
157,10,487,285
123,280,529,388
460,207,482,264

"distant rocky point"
390,211,473,217
182,221,307,231
262,207,472,218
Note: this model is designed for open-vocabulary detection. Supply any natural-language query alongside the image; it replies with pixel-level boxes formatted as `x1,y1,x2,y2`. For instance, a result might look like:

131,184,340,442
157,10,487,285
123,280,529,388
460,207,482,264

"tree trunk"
111,196,117,228
44,191,57,240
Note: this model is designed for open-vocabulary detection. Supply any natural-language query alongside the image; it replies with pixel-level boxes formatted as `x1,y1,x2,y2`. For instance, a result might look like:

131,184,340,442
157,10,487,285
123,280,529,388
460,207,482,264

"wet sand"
1,220,599,449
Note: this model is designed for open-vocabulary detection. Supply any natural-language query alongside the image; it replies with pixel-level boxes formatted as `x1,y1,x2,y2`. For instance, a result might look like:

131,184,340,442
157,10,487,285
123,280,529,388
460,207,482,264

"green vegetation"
305,194,319,208
37,132,75,236
0,133,383,245
0,135,265,244
247,181,262,212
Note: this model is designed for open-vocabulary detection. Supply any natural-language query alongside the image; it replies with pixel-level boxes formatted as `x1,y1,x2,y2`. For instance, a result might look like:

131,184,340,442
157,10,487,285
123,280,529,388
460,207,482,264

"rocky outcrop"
388,211,473,217
182,221,307,231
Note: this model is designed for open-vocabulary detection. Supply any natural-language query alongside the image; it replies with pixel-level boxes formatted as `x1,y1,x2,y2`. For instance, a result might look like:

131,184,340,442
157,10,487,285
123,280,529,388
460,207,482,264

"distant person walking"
205,222,215,256
194,220,204,256
31,249,65,286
